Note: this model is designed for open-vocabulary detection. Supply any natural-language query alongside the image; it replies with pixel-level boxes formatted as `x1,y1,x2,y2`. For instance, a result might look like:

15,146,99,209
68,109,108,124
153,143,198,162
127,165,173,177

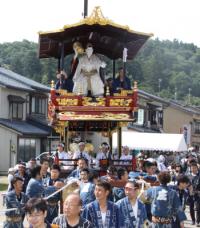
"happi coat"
82,200,119,228
116,196,147,228
145,185,186,228
4,190,28,228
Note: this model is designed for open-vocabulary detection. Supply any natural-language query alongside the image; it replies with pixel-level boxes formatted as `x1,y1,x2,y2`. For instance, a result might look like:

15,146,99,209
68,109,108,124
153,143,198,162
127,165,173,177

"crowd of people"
3,141,200,228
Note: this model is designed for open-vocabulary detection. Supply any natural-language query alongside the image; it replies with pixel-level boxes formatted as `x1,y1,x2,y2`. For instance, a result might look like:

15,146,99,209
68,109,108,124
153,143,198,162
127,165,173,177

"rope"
44,178,79,200
0,179,79,213
0,208,18,214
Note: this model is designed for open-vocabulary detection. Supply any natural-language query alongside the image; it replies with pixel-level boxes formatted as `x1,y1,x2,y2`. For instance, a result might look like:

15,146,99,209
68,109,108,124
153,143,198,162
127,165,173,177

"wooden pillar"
113,60,116,79
117,124,122,157
108,123,112,154
57,58,61,72
59,131,63,143
64,126,68,151
123,61,126,78
60,43,65,70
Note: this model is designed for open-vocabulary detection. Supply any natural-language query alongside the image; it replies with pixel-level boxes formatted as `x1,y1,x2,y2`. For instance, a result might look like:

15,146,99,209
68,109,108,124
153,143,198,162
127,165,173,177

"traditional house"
163,100,200,149
129,90,169,132
0,67,51,174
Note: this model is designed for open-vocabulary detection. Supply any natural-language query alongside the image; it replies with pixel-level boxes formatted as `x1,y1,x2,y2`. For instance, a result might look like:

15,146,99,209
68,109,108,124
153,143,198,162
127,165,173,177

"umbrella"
39,6,153,60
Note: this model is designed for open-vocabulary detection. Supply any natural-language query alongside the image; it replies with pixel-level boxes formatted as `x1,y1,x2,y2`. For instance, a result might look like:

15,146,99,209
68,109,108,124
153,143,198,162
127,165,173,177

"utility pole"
158,78,162,94
83,0,88,18
188,88,191,104
174,87,177,100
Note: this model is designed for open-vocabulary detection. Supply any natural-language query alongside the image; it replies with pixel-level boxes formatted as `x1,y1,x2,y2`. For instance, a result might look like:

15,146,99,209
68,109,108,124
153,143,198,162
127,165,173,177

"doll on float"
73,43,106,97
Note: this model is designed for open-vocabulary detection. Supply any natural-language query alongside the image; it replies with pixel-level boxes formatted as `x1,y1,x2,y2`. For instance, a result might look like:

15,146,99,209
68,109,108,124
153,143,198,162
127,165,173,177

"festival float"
38,6,152,173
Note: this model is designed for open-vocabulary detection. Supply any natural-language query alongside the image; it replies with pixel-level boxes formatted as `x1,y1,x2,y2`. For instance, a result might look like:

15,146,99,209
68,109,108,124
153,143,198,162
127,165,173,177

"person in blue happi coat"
14,162,30,193
79,168,95,207
144,171,186,228
82,179,119,228
138,161,158,221
68,157,88,179
46,164,63,223
26,165,63,199
4,176,28,228
188,162,200,226
40,158,51,187
170,175,190,228
113,167,128,202
116,180,148,228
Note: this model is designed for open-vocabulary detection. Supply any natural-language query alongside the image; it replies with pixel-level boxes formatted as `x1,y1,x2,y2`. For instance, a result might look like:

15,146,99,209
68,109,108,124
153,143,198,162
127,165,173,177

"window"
194,122,200,134
18,138,36,162
158,111,163,126
31,96,47,115
10,103,23,119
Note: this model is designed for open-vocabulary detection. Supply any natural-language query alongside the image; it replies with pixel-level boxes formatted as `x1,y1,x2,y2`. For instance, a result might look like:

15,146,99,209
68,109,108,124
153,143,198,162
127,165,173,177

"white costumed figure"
73,43,106,96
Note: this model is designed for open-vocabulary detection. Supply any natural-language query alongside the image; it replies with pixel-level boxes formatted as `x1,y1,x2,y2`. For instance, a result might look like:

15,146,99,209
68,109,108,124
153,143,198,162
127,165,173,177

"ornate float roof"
39,7,153,60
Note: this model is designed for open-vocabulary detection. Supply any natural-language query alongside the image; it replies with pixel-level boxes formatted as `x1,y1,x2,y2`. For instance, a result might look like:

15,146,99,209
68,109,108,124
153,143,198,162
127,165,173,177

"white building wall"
0,87,2,114
0,126,18,174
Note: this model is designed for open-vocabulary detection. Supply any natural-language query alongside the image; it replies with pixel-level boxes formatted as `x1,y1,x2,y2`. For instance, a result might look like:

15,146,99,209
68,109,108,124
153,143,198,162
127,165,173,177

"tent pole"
117,124,122,157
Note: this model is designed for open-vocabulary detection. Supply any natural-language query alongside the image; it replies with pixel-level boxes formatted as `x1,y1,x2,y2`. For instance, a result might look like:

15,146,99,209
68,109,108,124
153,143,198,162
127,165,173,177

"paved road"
0,176,196,227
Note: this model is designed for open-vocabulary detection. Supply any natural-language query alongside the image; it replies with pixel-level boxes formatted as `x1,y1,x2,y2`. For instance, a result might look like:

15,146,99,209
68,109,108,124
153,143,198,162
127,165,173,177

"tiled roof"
0,118,50,136
128,123,161,133
0,73,34,91
0,67,50,92
138,90,169,105
170,100,200,115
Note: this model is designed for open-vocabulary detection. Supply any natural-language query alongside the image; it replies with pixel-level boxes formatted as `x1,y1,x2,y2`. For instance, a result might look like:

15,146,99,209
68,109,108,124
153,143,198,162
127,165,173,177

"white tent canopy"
113,132,187,152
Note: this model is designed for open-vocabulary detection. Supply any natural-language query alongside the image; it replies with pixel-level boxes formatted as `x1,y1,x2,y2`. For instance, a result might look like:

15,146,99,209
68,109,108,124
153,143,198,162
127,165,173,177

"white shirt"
120,154,132,160
95,151,109,168
132,200,138,219
120,154,132,165
80,182,91,192
58,151,73,166
73,150,91,162
101,211,106,227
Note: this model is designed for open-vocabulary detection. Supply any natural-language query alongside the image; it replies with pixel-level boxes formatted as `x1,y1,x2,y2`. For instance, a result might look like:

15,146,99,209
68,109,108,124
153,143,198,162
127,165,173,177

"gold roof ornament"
51,80,55,89
81,6,116,26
